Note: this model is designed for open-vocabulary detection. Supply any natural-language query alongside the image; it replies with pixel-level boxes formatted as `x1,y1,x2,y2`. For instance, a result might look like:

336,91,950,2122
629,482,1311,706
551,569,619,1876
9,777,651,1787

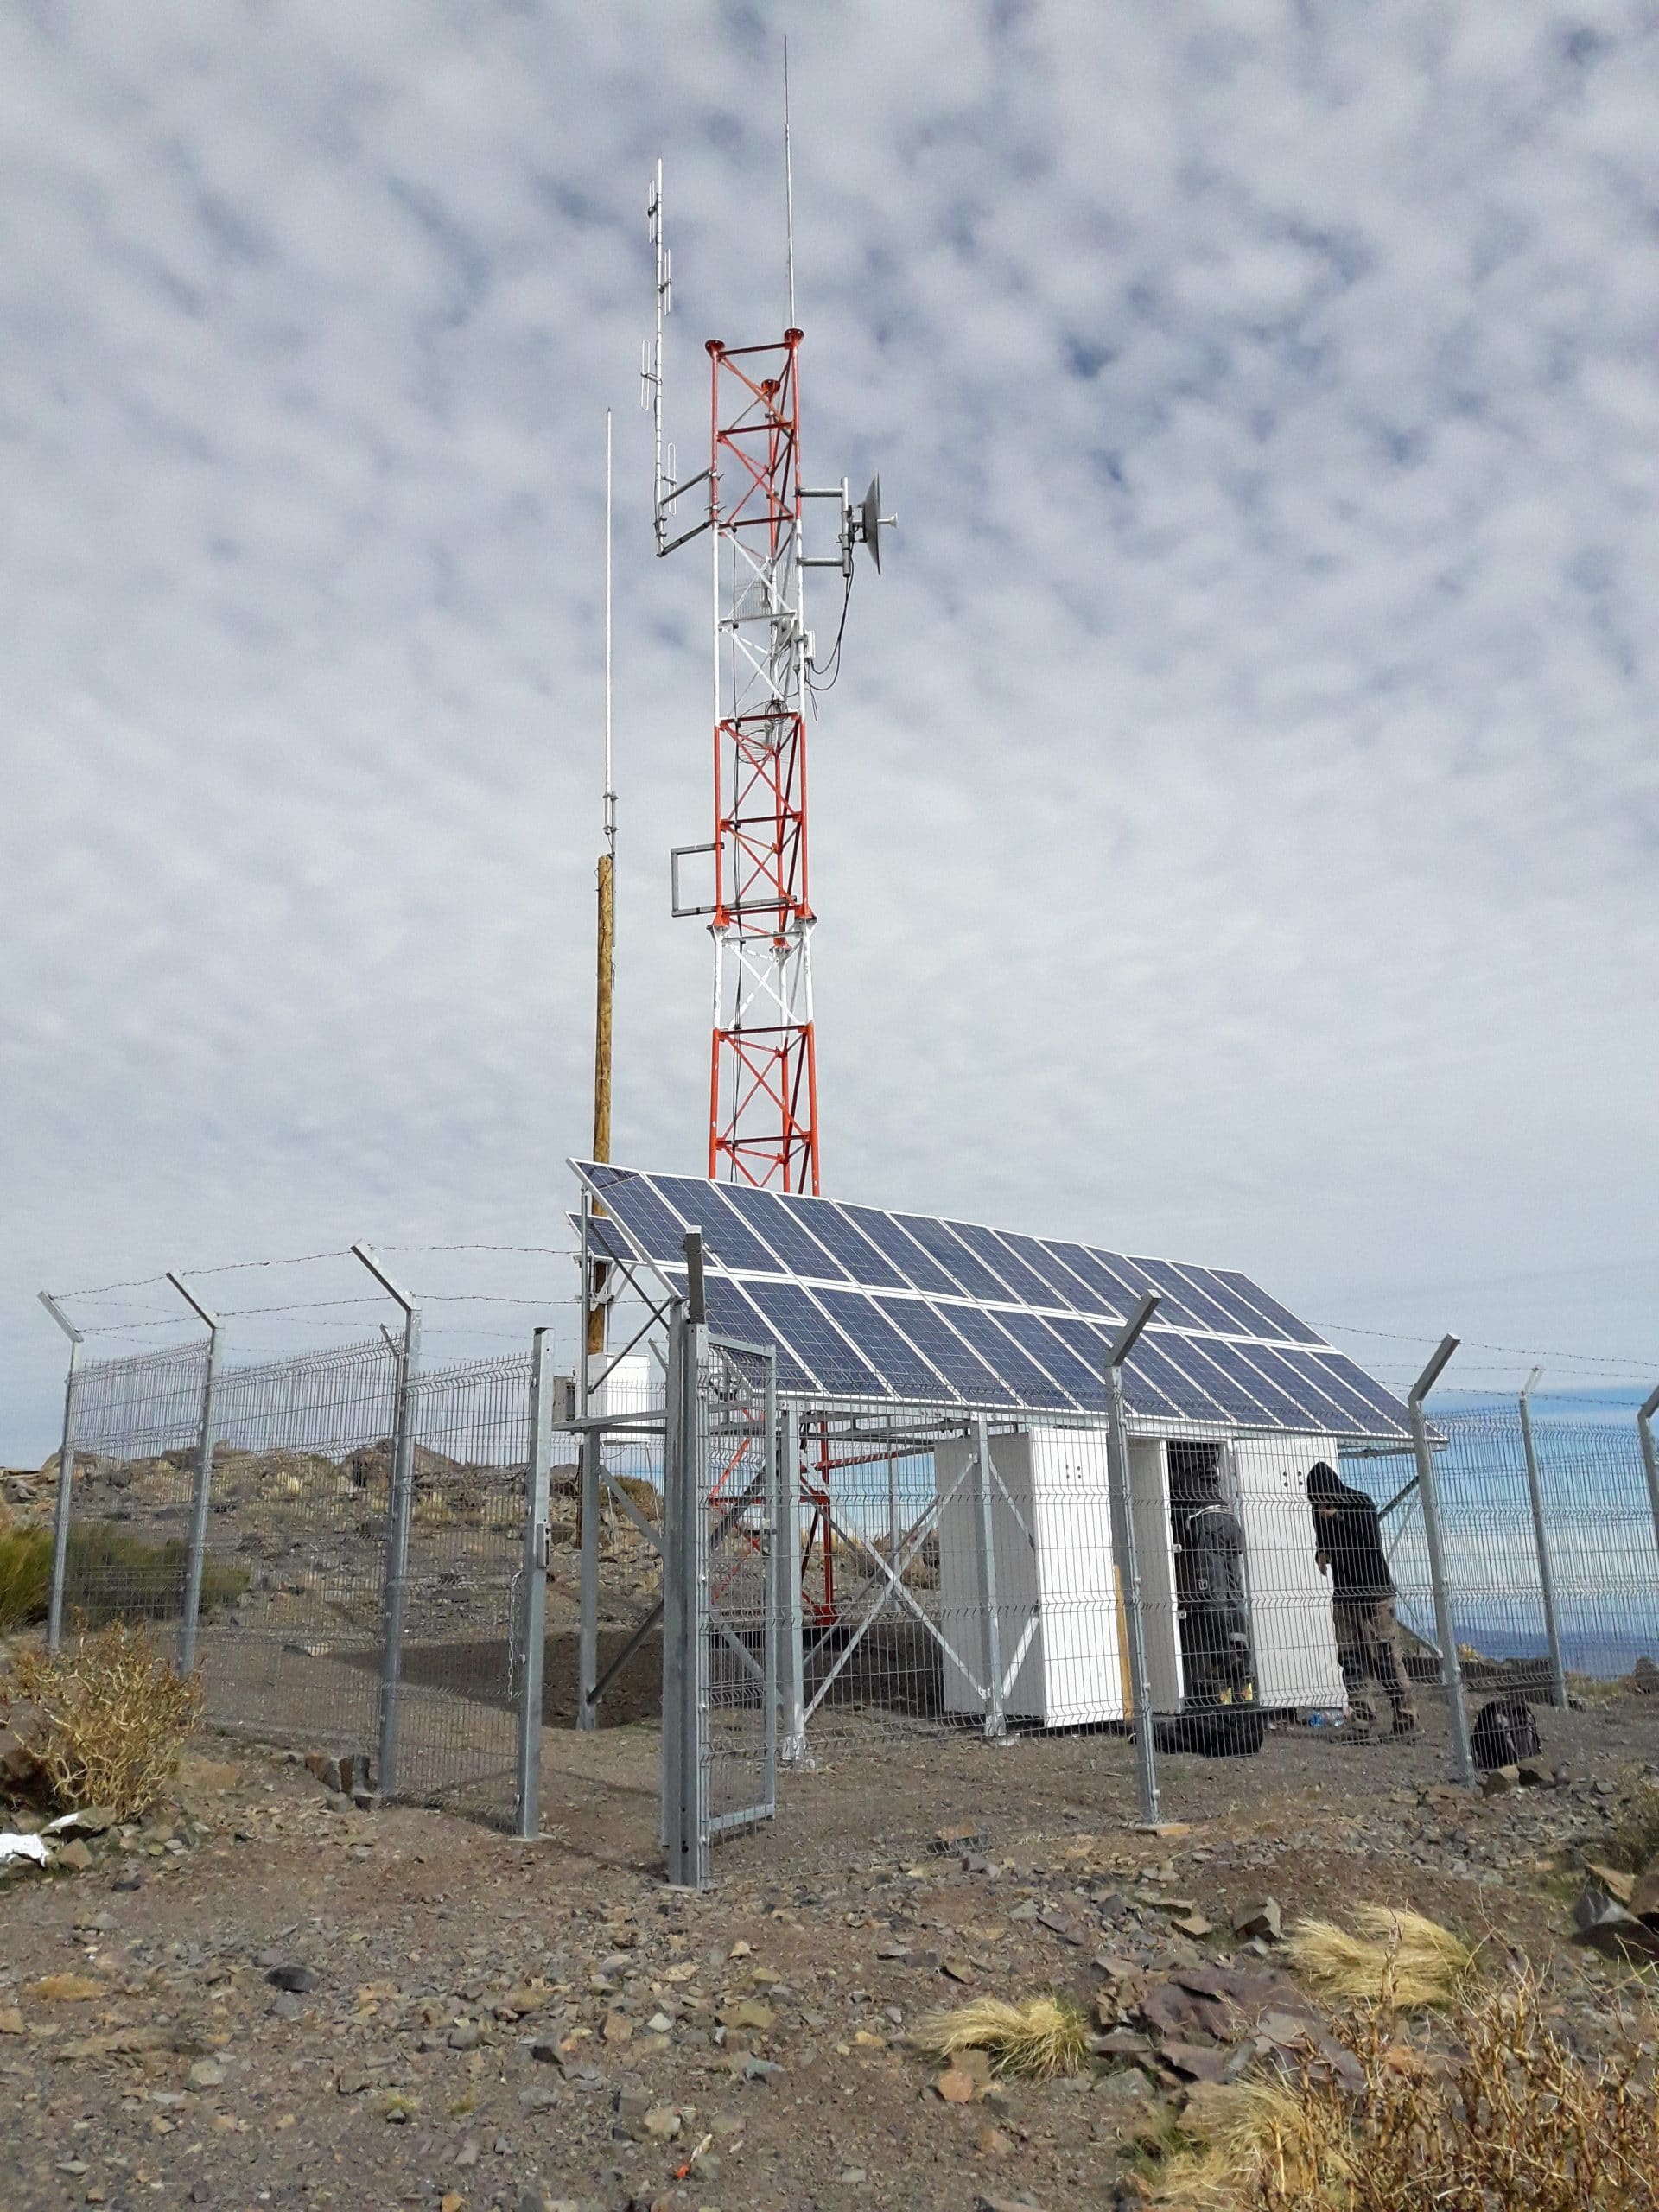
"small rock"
718,1998,773,2032
1480,1765,1521,1796
335,2069,371,2095
54,1840,93,1873
188,2058,226,2088
601,2009,632,2045
270,1993,303,2021
1232,1898,1282,1943
937,2066,976,2103
642,2106,681,2139
448,2022,481,2051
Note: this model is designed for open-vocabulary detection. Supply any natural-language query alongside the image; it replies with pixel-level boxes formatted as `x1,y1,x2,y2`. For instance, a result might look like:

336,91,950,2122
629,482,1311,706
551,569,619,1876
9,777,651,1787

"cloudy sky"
4,0,1656,1456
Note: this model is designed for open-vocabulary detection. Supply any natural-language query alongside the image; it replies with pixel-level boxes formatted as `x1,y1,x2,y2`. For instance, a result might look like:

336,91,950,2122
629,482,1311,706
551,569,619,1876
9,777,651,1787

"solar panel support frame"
972,1414,1007,1739
776,1401,810,1765
1106,1292,1163,1828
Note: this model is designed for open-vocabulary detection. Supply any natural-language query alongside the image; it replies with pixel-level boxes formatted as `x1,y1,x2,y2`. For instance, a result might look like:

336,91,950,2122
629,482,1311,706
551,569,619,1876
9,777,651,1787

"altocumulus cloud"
3,1,1656,1452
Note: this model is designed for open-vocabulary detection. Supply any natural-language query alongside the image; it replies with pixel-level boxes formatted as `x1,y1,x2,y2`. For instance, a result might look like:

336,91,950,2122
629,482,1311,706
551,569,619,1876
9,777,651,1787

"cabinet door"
1231,1439,1346,1711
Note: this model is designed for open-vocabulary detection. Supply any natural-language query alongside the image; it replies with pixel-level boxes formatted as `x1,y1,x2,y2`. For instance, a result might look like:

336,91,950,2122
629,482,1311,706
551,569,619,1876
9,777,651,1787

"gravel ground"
4,1688,1659,2212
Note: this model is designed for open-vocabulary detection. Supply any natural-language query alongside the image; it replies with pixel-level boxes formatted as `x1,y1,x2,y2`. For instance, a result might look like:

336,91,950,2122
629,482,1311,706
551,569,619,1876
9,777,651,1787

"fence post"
972,1415,1006,1738
515,1329,554,1840
661,1235,709,1888
1638,1385,1659,1573
776,1403,809,1764
168,1273,221,1677
353,1243,422,1799
38,1293,83,1658
1105,1291,1162,1827
1409,1336,1473,1786
1517,1367,1568,1710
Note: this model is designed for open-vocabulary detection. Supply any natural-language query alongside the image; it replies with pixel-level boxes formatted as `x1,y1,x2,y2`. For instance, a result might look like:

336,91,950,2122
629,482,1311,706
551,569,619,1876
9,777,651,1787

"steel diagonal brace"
815,1506,990,1712
804,1459,987,1718
602,1471,664,1556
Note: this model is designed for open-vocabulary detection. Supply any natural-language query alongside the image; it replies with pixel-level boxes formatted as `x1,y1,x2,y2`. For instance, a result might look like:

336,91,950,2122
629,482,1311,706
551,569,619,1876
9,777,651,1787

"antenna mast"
588,412,616,1360
650,89,893,1192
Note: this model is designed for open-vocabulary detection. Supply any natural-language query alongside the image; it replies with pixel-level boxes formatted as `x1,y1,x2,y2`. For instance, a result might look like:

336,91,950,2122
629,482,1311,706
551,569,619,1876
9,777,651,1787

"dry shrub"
1286,1905,1477,2011
913,1993,1090,2080
1152,1949,1659,2209
7,1623,201,1818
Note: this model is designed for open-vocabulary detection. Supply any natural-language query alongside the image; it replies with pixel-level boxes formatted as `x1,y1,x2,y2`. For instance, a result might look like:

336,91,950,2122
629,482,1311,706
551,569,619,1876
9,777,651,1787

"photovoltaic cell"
1035,1241,1130,1319
1185,1338,1313,1430
995,1308,1109,1412
649,1175,785,1274
1169,1264,1293,1344
839,1209,964,1297
718,1186,854,1283
944,1303,1077,1412
1215,1270,1325,1348
1125,1333,1230,1424
987,1228,1099,1314
889,1213,1014,1302
795,1204,912,1290
1132,1259,1253,1339
944,1220,1058,1308
585,1166,699,1264
871,1297,1016,1407
810,1288,957,1400
738,1281,885,1399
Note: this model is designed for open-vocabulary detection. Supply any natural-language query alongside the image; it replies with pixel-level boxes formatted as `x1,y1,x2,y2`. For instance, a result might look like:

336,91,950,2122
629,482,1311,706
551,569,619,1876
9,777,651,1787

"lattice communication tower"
645,162,890,1193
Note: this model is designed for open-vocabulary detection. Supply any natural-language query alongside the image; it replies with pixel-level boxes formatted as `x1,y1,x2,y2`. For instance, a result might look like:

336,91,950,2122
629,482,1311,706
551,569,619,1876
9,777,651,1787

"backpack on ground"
1470,1694,1541,1770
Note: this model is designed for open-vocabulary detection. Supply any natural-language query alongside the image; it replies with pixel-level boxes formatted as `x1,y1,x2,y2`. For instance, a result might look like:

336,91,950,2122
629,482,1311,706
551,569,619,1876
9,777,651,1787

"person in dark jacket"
1172,1459,1251,1707
1306,1460,1417,1735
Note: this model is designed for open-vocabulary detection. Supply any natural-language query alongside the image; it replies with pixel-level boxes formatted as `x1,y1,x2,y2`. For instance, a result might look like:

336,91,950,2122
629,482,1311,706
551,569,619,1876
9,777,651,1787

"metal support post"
353,1243,422,1799
577,1431,601,1732
776,1403,809,1765
39,1293,83,1658
1638,1384,1659,1573
662,1235,710,1887
1105,1292,1162,1828
1410,1335,1473,1786
971,1416,1005,1738
167,1272,221,1676
1517,1367,1567,1710
515,1329,554,1839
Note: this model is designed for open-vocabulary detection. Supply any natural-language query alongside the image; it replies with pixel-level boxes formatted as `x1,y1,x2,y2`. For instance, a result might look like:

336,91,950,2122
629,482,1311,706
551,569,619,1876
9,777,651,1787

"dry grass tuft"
0,1525,54,1630
1147,1955,1659,2210
0,1523,247,1631
1286,1906,1477,2012
913,1993,1090,2080
6,1623,202,1818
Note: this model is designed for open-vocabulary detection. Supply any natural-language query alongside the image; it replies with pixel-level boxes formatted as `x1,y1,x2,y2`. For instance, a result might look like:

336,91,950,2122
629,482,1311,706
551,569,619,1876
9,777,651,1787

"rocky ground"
5,1688,1659,2212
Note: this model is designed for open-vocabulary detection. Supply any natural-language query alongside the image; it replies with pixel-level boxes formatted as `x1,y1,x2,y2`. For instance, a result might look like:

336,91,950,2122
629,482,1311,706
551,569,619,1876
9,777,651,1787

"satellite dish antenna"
858,474,894,572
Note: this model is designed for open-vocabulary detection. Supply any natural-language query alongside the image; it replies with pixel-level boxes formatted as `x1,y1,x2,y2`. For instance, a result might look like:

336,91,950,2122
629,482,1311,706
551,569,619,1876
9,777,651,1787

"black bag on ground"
1470,1694,1541,1770
1159,1702,1267,1758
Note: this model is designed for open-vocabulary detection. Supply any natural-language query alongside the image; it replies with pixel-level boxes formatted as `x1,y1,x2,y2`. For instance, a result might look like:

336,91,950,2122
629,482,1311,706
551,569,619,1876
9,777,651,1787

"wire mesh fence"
47,1332,551,1830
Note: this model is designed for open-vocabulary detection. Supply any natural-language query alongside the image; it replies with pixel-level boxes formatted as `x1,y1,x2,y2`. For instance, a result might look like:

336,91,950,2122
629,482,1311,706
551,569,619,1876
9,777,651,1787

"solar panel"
573,1161,1409,1440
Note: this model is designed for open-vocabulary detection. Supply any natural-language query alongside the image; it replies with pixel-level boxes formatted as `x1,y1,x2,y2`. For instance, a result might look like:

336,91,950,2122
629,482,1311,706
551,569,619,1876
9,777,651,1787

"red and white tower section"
646,165,888,1193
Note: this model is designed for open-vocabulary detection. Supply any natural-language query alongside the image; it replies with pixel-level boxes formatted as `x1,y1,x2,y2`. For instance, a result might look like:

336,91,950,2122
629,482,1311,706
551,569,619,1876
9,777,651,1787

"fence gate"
663,1324,778,1888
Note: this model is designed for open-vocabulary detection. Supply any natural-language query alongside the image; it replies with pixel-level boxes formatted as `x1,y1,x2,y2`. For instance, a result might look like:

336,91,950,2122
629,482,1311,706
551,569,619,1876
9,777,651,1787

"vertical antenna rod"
784,36,797,329
589,414,616,1361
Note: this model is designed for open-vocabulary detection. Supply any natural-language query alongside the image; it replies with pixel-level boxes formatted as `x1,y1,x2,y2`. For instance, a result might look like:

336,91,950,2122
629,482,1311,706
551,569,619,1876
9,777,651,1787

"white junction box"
934,1427,1346,1727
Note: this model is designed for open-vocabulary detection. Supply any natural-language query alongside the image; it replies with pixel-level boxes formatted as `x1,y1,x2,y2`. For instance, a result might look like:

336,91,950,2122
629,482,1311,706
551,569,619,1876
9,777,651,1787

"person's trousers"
1332,1595,1417,1728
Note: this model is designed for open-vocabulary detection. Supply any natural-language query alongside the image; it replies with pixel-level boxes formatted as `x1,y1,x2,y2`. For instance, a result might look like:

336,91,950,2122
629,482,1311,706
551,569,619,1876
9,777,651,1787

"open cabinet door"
1127,1439,1185,1715
1230,1438,1346,1712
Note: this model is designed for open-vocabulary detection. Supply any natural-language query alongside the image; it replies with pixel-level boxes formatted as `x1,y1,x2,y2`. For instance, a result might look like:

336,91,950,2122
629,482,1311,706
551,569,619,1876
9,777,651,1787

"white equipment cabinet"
934,1427,1346,1726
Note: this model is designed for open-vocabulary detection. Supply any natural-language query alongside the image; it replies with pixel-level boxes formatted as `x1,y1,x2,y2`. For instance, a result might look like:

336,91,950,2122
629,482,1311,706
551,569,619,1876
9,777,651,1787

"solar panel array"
574,1161,1410,1440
